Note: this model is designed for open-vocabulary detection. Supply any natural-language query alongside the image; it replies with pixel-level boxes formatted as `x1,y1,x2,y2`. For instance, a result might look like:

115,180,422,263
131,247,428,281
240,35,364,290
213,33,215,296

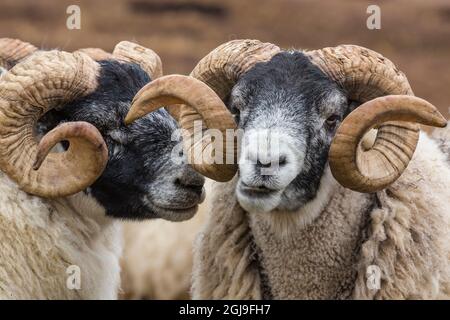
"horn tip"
124,114,135,125
437,117,448,128
427,107,448,128
32,157,42,171
432,114,448,128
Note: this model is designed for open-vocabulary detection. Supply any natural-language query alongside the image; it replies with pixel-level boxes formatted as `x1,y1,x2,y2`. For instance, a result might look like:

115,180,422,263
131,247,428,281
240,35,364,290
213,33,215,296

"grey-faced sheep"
0,39,211,299
125,39,449,299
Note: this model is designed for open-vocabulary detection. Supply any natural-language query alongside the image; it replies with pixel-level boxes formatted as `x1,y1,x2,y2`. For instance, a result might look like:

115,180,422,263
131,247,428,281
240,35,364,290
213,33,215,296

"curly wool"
0,171,122,300
120,194,209,300
192,131,450,299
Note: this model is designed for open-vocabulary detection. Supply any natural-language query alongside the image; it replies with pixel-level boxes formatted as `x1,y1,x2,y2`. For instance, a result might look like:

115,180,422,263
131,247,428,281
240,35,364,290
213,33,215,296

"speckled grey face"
230,51,350,213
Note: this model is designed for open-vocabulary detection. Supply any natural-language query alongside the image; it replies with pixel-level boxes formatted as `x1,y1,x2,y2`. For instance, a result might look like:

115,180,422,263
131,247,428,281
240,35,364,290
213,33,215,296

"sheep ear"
112,41,162,80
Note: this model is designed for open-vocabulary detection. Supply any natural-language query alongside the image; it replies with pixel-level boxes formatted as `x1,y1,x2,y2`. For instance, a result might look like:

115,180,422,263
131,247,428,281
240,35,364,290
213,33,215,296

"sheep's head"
0,40,205,221
229,52,350,212
130,40,447,214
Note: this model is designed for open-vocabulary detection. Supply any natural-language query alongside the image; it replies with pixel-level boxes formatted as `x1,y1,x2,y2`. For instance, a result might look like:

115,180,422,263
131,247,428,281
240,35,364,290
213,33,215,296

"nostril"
256,159,272,168
188,185,203,194
174,177,205,195
255,155,288,168
279,155,287,166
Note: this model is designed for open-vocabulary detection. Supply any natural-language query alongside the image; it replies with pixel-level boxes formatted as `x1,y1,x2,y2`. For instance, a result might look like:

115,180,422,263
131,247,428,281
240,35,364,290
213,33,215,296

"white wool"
120,180,211,300
253,166,338,238
0,170,122,300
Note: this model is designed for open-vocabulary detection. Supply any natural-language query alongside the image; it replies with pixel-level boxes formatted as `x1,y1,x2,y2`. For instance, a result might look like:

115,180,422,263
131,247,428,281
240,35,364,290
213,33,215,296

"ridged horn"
125,74,237,181
329,95,446,192
113,41,162,79
306,45,447,192
0,38,37,69
0,50,108,198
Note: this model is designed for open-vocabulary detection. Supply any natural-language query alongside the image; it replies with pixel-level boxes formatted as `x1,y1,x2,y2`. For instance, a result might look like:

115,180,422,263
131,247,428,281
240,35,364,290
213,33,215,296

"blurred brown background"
1,0,449,117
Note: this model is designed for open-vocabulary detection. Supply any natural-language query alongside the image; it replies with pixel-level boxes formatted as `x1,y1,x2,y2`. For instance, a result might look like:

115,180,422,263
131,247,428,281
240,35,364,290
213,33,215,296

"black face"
229,51,351,212
40,60,205,221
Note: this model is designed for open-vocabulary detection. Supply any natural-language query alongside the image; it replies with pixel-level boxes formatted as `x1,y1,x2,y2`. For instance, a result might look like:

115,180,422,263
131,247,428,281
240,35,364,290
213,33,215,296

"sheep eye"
325,114,340,128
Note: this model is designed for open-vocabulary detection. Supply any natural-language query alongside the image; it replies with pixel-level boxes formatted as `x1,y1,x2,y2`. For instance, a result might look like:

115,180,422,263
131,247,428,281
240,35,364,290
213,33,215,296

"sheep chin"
151,203,199,222
248,166,339,238
141,194,200,222
235,183,282,213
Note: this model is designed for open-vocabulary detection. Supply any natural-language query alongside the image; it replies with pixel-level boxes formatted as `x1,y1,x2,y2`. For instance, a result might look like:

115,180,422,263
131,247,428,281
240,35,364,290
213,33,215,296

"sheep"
44,44,208,301
60,44,209,300
0,39,210,299
125,40,449,299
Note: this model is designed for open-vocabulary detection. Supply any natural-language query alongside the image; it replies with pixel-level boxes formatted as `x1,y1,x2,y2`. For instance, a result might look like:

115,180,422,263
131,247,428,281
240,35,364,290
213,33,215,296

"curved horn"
174,39,281,181
306,45,447,192
329,95,446,192
0,50,108,198
125,74,237,181
190,39,281,100
112,41,173,117
306,45,413,102
113,41,162,79
75,48,113,61
0,38,37,69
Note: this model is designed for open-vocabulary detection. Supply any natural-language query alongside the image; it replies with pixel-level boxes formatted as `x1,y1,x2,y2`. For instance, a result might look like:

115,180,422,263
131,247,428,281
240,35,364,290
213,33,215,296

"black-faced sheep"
125,40,449,299
0,39,208,299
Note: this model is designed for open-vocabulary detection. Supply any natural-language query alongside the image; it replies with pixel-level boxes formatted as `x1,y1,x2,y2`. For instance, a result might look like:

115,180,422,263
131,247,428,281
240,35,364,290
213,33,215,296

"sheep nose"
239,129,304,190
255,154,288,169
245,144,289,174
174,167,205,193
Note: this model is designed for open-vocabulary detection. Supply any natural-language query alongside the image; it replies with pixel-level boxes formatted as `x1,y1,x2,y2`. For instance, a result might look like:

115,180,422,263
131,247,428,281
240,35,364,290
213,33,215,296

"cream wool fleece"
120,202,208,300
192,130,450,299
0,171,122,300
